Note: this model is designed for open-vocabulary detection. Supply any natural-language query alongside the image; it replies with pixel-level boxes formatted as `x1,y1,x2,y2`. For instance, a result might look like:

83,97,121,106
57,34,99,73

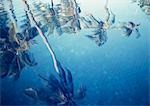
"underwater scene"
0,0,150,105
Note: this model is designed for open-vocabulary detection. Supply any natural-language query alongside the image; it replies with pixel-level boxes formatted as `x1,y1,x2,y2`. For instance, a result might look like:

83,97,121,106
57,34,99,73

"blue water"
1,0,150,105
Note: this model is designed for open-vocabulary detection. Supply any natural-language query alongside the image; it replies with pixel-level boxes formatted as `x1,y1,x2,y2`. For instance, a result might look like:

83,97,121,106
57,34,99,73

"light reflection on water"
1,0,149,105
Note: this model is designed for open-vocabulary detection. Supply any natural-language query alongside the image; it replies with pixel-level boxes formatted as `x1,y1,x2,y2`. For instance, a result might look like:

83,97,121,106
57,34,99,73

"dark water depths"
1,0,150,105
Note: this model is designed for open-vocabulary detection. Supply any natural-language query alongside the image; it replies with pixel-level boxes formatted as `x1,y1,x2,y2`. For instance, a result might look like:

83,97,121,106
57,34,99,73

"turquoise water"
1,0,149,105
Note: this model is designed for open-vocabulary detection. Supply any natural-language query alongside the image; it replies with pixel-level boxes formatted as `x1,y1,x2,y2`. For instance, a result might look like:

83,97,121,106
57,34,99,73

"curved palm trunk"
22,0,60,74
